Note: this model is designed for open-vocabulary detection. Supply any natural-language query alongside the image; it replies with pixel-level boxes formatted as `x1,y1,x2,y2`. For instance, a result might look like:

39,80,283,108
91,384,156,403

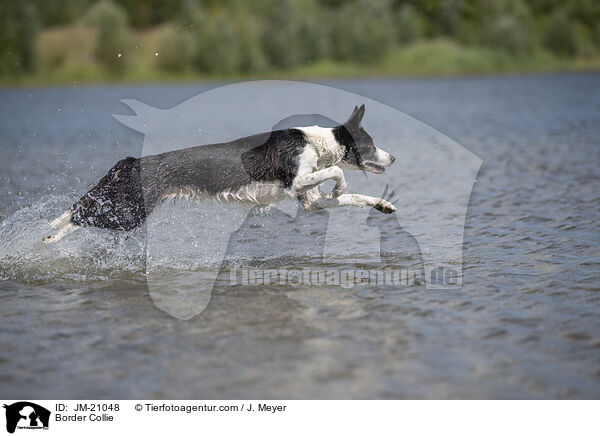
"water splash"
0,194,145,283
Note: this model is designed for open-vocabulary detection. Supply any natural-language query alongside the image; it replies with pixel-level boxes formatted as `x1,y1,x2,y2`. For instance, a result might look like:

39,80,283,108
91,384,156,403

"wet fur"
44,105,396,243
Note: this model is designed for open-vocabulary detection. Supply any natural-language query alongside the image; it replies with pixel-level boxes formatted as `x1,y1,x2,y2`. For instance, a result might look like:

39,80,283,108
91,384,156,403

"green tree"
465,0,534,56
236,11,267,73
261,0,304,69
113,0,183,28
332,0,395,63
156,25,195,72
32,0,91,26
83,0,132,74
0,1,40,77
543,9,579,57
396,4,425,44
190,8,241,74
260,0,331,68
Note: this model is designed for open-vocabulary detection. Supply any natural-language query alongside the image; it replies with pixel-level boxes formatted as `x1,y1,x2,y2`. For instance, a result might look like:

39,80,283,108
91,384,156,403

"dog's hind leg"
43,222,80,244
50,210,73,229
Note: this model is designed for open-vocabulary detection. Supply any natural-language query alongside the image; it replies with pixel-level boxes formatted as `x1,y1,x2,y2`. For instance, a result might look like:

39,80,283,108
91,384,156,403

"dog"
44,104,396,244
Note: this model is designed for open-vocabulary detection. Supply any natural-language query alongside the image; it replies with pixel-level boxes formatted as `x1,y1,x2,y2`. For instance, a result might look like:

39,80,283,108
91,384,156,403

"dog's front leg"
292,166,347,198
300,189,396,214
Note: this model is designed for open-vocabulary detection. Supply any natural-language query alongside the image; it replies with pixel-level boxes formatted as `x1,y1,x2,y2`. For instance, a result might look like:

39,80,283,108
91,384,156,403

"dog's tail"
43,210,80,244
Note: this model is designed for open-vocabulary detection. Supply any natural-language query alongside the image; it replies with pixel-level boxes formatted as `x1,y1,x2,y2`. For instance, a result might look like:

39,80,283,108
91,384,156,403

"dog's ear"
356,104,365,122
346,104,365,129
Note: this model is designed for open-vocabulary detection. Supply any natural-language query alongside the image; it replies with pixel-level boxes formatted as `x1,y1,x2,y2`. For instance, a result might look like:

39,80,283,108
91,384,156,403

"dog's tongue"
365,163,384,173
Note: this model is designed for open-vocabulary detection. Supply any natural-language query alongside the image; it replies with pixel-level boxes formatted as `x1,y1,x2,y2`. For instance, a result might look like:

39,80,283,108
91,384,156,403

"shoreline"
2,67,599,90
2,38,599,89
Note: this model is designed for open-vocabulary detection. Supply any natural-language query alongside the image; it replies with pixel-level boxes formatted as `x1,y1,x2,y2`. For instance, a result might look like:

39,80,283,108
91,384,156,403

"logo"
112,80,481,319
3,402,50,434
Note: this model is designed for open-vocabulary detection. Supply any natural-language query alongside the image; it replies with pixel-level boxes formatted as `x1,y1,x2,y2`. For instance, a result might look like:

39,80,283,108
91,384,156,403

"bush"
0,1,40,76
261,0,303,69
185,2,267,75
474,0,534,56
236,15,267,74
396,4,424,44
294,0,331,63
83,0,126,27
192,12,241,74
332,0,395,63
482,15,533,56
261,0,330,69
156,25,194,72
431,0,463,38
544,11,579,57
83,0,132,73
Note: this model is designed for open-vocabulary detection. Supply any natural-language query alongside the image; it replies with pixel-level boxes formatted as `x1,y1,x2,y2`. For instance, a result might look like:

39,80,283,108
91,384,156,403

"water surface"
1,74,599,399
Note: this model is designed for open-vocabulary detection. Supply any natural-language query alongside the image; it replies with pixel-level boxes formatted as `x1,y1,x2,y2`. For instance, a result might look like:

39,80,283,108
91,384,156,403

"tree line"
1,0,599,77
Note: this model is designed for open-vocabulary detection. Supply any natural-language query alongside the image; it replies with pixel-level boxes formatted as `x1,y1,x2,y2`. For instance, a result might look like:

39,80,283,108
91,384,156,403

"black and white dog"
44,104,396,243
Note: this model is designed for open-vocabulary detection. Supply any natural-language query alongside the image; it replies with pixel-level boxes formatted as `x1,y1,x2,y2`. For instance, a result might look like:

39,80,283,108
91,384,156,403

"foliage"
156,25,194,72
31,0,92,26
332,0,396,63
83,0,132,74
1,0,600,81
396,4,425,44
260,0,330,68
0,1,40,76
543,9,579,57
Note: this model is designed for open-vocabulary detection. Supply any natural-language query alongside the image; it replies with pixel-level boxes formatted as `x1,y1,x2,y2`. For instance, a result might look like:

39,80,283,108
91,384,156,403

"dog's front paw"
373,199,396,214
330,181,347,198
331,187,344,198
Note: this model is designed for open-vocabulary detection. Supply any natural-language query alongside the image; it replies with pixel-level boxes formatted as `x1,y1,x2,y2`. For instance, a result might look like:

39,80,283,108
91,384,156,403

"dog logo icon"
3,402,50,434
112,80,481,319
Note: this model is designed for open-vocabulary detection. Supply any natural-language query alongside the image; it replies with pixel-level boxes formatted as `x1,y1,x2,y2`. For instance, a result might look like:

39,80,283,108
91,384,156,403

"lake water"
0,74,599,399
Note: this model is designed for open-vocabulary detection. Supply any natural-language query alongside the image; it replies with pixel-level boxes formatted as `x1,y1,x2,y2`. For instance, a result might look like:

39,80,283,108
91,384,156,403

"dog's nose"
389,154,396,164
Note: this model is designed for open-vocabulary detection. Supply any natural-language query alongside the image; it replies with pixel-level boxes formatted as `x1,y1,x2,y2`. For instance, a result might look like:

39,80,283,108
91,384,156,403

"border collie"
44,105,396,243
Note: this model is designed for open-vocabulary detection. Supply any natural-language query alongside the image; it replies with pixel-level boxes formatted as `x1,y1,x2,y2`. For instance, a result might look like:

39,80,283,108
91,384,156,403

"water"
1,74,599,399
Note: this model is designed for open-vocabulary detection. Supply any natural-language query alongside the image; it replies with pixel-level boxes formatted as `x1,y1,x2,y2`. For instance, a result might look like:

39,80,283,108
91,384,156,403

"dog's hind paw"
373,199,396,214
42,222,80,244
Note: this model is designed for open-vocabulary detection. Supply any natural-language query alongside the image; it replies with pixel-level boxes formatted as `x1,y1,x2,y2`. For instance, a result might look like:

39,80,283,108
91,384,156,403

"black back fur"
70,129,307,230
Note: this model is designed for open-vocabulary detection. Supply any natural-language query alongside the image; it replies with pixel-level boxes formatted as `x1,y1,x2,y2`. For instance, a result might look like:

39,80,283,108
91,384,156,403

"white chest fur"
297,126,344,170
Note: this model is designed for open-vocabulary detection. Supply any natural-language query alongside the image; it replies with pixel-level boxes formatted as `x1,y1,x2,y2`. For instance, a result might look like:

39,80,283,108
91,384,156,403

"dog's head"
336,105,395,174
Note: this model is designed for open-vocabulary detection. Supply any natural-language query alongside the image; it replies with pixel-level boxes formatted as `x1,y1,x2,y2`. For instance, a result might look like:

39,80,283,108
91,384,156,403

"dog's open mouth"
363,162,385,174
